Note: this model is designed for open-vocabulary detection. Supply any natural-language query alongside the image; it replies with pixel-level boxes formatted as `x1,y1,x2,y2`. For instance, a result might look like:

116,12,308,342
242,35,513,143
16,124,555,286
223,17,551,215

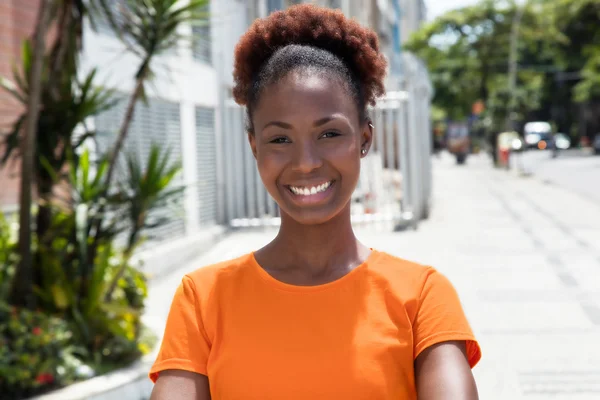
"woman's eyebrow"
262,115,343,131
263,121,292,130
313,116,335,127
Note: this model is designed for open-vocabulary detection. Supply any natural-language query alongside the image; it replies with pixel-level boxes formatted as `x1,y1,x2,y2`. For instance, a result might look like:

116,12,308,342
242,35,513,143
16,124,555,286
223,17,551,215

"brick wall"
0,0,41,208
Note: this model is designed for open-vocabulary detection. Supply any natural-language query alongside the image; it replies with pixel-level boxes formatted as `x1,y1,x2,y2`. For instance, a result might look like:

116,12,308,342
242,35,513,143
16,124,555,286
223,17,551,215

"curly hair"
233,4,387,131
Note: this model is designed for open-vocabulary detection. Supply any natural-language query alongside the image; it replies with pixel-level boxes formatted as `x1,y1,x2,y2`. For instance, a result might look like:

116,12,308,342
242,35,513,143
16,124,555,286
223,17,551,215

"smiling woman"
149,4,481,400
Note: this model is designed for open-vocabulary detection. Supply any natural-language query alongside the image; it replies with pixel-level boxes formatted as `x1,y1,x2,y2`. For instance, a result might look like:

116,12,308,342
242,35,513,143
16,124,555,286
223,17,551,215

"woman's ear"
361,120,374,157
248,132,257,159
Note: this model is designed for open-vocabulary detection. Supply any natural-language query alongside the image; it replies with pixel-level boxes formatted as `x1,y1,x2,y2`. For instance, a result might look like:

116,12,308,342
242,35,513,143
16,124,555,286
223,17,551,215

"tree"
404,0,513,120
404,0,559,127
9,1,52,308
551,0,600,103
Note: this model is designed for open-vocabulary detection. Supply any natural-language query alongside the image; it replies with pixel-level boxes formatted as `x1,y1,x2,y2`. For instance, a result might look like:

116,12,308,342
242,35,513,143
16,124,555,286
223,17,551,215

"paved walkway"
144,152,600,399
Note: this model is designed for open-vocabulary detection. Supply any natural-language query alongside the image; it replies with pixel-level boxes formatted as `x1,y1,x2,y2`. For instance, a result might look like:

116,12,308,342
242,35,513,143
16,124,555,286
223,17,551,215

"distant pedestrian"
149,4,481,400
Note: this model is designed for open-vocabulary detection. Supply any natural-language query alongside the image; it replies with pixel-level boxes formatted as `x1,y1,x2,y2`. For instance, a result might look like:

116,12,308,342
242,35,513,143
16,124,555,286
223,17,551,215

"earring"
361,149,367,155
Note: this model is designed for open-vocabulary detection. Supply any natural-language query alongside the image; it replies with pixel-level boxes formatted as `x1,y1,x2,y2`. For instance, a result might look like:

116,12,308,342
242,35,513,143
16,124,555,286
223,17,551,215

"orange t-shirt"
149,250,481,399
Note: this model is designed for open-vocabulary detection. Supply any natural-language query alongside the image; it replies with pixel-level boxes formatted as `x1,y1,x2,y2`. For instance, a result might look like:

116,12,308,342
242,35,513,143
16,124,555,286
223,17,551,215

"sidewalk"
144,152,600,399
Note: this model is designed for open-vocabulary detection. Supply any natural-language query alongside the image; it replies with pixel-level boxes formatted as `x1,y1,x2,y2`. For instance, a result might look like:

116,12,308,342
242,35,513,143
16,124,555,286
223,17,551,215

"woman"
149,4,481,399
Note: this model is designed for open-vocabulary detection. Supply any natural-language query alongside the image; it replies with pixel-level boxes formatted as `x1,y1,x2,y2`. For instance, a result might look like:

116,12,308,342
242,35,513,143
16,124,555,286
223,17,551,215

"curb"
28,225,229,400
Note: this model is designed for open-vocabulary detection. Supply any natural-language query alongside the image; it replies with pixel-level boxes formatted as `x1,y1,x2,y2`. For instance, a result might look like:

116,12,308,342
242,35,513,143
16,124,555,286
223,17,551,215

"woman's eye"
270,137,290,144
321,131,340,139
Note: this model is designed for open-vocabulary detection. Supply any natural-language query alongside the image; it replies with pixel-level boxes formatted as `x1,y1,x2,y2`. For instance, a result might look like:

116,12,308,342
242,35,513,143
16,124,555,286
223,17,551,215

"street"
516,149,600,204
143,151,600,399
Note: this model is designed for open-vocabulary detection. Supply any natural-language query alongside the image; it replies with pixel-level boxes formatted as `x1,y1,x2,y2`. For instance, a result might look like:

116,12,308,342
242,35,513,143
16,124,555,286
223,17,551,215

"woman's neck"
256,205,371,283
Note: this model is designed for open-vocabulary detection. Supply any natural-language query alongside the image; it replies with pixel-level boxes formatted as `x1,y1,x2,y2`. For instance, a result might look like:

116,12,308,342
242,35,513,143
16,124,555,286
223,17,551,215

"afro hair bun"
232,4,388,107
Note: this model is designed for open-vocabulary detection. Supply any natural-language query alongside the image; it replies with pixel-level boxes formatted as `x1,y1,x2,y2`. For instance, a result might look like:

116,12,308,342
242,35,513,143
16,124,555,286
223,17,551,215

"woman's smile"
283,180,336,206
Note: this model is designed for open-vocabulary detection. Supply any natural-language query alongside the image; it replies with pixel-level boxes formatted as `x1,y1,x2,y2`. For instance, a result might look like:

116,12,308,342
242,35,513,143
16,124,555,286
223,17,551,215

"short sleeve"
149,275,211,382
412,268,481,368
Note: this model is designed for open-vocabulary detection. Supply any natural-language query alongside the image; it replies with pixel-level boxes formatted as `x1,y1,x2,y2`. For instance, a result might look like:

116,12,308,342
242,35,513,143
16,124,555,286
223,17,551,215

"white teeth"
290,181,332,196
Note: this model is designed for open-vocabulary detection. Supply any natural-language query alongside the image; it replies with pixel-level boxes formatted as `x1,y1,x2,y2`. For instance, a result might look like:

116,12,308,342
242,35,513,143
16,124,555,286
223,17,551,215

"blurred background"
0,0,599,399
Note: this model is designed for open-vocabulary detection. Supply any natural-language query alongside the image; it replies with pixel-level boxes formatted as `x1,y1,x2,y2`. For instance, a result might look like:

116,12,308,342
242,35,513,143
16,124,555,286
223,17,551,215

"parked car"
553,133,571,150
593,134,600,155
524,121,553,150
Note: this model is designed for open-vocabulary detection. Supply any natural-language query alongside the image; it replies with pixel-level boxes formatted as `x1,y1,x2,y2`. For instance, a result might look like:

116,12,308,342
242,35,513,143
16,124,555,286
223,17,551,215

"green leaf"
39,155,60,183
0,76,26,104
1,115,25,165
51,285,69,310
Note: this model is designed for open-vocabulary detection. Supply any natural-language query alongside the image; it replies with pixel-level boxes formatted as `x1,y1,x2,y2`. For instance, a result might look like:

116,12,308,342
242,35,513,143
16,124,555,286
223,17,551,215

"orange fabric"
149,251,481,399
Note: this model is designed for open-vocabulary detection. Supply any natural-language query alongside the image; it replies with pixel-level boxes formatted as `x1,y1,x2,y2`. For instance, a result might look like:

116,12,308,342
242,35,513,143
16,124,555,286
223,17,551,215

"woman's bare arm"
150,370,211,400
415,340,479,400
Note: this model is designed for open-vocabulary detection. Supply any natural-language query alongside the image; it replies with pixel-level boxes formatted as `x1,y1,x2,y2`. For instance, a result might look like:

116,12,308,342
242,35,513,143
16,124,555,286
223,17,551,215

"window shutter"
195,107,217,226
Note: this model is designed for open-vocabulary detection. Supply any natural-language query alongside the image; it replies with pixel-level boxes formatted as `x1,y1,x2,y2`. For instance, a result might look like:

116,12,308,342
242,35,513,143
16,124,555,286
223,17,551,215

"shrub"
0,212,18,303
0,302,83,398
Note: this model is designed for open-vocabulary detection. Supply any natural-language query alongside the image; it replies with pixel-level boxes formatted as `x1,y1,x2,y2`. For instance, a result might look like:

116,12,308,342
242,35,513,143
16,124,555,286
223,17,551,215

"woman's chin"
280,202,351,227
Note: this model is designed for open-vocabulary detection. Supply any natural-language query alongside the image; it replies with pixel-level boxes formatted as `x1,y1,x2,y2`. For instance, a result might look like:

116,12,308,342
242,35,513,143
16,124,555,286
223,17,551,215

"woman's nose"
291,141,323,173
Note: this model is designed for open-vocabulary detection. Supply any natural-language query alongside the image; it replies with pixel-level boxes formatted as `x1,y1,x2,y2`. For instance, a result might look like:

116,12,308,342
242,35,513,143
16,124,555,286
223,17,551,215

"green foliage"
559,0,600,102
0,213,18,303
0,0,195,396
405,0,554,121
405,0,600,136
0,302,82,399
574,49,600,102
104,144,184,302
0,145,176,396
1,40,116,181
33,146,179,359
121,144,184,246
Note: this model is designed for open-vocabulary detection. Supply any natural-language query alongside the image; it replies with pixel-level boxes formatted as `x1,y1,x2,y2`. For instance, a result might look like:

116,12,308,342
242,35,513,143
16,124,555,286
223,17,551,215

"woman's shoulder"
182,252,256,291
369,250,440,294
371,250,434,278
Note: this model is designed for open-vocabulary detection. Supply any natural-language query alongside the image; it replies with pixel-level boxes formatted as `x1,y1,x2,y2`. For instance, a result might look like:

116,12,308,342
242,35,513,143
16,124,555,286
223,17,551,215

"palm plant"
1,43,117,306
0,0,113,307
103,144,183,302
92,0,209,187
36,145,181,361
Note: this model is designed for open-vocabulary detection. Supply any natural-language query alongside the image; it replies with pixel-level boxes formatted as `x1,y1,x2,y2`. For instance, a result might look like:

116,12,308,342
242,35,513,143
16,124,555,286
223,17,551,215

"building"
400,0,427,44
0,0,40,211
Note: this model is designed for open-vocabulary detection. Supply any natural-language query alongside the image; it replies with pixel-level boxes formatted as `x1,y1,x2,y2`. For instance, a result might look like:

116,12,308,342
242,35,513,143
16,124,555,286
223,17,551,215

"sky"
426,0,479,21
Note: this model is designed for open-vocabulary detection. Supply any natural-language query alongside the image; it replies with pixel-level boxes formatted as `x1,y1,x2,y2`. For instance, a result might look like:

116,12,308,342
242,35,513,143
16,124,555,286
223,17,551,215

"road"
141,151,600,400
515,148,600,203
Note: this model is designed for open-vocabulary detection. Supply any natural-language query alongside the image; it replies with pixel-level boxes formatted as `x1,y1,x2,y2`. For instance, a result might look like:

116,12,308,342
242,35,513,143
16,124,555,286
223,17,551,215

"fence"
218,53,433,229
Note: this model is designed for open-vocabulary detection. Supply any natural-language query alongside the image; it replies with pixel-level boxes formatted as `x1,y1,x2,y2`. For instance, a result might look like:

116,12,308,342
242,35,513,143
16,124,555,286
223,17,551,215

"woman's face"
249,71,372,225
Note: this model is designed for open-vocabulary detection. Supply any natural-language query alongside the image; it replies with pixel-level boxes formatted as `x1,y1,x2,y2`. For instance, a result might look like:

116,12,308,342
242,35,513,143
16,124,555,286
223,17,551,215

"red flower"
32,327,42,336
35,373,54,384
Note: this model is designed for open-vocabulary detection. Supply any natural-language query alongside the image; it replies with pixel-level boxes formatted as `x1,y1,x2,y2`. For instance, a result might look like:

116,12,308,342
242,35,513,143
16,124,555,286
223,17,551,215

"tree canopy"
405,0,600,137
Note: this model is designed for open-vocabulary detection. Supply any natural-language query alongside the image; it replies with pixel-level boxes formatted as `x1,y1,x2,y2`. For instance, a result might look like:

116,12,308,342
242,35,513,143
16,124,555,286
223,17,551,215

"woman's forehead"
254,72,357,118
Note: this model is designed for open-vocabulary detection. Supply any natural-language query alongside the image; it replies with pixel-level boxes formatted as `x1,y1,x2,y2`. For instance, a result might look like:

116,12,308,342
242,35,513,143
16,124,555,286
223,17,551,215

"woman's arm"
150,370,211,400
415,340,479,400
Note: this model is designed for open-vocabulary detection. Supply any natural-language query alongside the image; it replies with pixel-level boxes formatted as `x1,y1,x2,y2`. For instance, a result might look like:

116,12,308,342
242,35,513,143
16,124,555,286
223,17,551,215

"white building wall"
400,0,426,44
